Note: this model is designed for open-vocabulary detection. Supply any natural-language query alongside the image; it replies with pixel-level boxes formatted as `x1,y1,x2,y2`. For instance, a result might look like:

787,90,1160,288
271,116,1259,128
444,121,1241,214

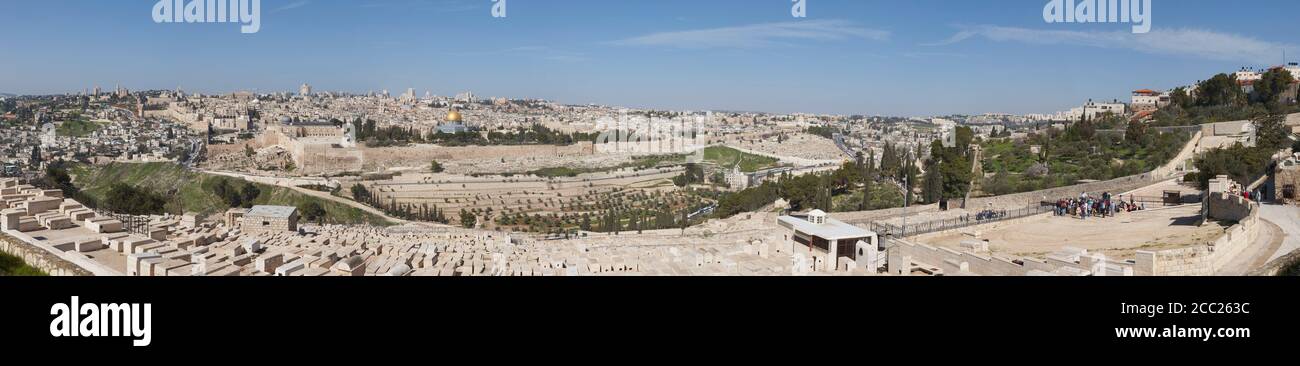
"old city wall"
361,142,594,170
294,142,364,175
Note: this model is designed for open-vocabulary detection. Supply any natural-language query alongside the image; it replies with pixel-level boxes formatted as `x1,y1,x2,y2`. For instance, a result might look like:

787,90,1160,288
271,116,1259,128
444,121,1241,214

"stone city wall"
293,142,364,175
361,142,594,170
207,141,256,157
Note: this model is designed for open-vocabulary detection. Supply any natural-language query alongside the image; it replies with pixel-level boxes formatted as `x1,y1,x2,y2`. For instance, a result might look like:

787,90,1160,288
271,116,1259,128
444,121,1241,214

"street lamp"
902,176,909,238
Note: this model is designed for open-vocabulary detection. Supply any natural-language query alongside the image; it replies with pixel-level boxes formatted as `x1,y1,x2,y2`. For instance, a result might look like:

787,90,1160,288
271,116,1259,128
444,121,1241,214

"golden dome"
446,109,463,122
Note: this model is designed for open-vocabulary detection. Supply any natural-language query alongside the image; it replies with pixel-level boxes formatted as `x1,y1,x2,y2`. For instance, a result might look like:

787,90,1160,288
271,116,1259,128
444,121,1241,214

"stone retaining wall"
1134,194,1260,276
966,173,1159,210
0,232,91,276
1249,248,1300,276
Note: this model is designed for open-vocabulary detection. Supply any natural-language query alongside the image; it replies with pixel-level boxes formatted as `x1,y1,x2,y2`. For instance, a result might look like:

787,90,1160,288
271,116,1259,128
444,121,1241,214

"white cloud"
273,0,311,13
927,25,1292,65
611,20,889,49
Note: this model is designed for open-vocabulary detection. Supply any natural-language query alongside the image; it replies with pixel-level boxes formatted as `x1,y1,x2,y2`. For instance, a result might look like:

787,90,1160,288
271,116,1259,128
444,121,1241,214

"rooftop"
777,214,875,241
246,205,297,219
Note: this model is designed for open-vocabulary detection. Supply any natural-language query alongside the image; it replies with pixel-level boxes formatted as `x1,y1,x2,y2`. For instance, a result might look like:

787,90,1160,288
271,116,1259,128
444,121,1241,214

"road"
1260,203,1300,263
831,133,855,159
198,170,416,226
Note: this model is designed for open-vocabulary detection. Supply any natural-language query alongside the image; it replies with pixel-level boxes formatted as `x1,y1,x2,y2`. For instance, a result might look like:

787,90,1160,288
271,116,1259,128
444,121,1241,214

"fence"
94,209,152,236
867,205,1053,238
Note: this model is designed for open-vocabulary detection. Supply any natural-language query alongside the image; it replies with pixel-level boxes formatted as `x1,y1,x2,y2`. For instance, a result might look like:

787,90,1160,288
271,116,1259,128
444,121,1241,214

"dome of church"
446,109,463,122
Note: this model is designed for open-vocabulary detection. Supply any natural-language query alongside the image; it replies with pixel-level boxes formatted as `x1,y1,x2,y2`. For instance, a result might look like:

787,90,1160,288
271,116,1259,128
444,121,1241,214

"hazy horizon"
1,0,1297,116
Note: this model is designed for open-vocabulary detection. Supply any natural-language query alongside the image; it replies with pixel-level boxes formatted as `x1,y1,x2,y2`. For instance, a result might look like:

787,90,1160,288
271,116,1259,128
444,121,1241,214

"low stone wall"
1250,248,1300,276
0,232,91,276
1134,194,1260,276
967,173,1158,210
1206,192,1253,222
837,203,941,224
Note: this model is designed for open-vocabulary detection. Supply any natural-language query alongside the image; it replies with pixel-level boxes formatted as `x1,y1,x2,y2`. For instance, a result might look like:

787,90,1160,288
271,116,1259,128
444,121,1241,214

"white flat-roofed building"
777,210,880,273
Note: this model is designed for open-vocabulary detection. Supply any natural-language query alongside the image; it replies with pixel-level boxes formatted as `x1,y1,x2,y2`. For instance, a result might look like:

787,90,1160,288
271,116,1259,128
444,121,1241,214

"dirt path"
199,169,418,226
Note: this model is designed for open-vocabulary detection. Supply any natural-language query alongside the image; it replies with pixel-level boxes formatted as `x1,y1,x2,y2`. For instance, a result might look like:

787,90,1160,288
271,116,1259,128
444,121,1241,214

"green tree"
1254,113,1292,150
1192,143,1274,189
1253,68,1296,105
1169,87,1193,109
1124,121,1150,146
1196,73,1247,107
239,182,261,208
104,184,167,215
921,163,944,204
460,210,477,228
298,201,326,224
350,184,371,202
430,160,445,173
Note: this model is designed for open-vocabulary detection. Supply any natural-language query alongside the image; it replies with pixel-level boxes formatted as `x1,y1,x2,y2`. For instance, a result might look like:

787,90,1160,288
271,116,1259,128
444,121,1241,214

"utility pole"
902,176,909,237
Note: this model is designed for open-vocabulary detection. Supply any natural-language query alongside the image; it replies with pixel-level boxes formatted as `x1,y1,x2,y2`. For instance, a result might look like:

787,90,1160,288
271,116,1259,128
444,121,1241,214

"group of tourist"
1052,192,1144,220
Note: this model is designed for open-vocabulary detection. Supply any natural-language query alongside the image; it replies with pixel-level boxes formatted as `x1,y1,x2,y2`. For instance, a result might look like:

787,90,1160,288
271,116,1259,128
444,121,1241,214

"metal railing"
93,209,152,236
868,205,1053,238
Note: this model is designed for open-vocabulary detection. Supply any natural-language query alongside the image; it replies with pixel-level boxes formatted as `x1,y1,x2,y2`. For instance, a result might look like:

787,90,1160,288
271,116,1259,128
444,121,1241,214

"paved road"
199,170,414,225
1260,203,1300,263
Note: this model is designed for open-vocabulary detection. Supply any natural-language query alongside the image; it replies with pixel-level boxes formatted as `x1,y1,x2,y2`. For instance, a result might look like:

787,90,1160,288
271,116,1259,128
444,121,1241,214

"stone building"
1277,158,1300,205
241,206,299,234
777,210,880,273
257,121,364,175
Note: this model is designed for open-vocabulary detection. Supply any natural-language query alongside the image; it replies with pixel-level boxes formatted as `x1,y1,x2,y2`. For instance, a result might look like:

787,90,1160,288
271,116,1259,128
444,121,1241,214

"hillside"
704,146,781,173
56,119,104,137
71,162,392,226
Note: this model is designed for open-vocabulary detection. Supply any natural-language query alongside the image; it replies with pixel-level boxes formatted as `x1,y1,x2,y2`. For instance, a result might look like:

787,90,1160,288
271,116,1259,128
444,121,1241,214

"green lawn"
704,146,781,173
0,251,48,276
72,162,393,226
56,119,104,137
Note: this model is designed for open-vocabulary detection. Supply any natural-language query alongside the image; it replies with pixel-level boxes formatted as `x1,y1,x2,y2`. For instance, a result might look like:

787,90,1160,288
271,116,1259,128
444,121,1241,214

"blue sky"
0,0,1296,116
